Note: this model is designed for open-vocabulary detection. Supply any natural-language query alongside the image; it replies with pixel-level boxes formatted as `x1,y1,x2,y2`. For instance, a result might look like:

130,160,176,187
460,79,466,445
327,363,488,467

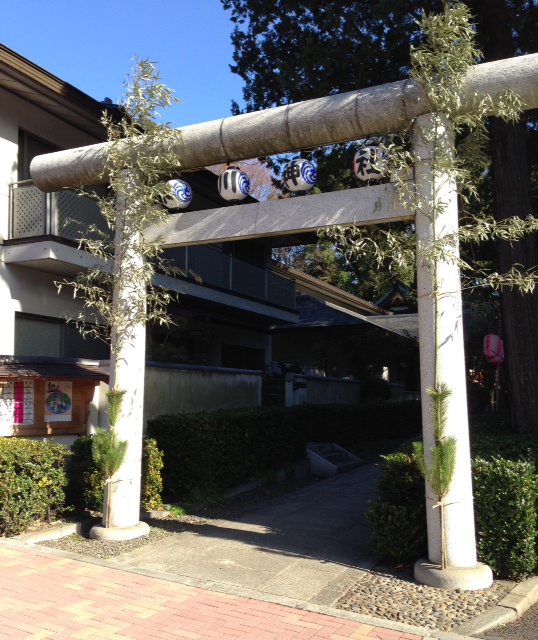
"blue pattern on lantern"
218,166,250,201
164,179,192,209
283,159,317,191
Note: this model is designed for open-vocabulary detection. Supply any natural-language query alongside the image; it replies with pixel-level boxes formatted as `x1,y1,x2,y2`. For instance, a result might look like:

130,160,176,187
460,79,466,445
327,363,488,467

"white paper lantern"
218,166,250,201
283,159,317,191
353,146,387,182
163,179,193,209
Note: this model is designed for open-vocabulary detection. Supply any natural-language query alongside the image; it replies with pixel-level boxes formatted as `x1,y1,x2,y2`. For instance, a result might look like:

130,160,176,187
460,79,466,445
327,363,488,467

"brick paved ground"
0,545,428,640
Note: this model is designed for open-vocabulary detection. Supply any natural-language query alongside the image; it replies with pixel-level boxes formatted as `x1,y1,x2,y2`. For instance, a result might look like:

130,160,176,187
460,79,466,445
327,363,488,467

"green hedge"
366,440,538,579
471,433,538,468
66,436,164,512
0,439,68,536
147,403,422,498
66,435,104,511
148,406,309,497
473,457,537,580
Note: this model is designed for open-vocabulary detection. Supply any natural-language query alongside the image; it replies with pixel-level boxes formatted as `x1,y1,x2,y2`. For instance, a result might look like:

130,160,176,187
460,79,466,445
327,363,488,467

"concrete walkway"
114,466,379,608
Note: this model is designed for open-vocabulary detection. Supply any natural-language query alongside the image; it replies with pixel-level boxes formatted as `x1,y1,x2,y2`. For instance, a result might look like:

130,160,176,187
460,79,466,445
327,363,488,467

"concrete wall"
284,375,361,406
285,374,405,406
305,376,361,405
143,362,262,423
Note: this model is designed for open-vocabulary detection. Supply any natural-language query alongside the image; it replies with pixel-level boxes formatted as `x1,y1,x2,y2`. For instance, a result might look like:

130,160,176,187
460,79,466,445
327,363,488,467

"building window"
15,313,109,360
18,130,61,181
15,314,64,357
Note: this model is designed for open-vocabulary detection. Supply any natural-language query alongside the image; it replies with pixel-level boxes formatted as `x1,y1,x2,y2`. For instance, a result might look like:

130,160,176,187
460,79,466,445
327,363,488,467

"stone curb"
10,521,82,544
454,576,538,636
10,512,165,544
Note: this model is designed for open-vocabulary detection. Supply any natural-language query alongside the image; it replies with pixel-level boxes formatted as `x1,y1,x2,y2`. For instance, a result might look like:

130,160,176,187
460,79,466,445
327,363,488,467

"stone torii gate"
31,53,538,590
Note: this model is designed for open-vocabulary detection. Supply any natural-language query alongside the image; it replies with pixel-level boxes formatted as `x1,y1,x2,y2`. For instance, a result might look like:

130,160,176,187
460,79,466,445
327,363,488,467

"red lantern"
484,334,504,364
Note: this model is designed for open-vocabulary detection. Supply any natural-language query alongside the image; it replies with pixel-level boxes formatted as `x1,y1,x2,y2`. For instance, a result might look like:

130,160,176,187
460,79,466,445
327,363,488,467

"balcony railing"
10,180,110,242
9,181,296,311
163,246,296,309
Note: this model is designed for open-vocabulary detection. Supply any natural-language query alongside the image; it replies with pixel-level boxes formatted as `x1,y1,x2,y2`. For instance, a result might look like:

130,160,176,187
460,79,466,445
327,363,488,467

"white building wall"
0,87,102,154
0,86,105,354
0,99,19,240
6,263,86,320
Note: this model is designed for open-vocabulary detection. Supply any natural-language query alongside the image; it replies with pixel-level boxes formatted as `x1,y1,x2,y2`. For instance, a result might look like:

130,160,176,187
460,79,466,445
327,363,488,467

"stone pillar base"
414,558,493,591
89,521,150,541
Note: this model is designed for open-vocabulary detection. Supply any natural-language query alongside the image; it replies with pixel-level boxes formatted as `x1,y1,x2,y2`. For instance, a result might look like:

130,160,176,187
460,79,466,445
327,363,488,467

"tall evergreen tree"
465,0,538,434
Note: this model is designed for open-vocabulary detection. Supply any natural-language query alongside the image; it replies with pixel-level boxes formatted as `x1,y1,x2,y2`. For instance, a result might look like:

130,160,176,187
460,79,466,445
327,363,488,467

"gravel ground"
336,564,514,633
37,475,517,634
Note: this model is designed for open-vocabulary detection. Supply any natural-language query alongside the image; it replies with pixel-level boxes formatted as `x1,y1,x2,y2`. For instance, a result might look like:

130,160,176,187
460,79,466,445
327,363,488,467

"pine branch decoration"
413,382,457,569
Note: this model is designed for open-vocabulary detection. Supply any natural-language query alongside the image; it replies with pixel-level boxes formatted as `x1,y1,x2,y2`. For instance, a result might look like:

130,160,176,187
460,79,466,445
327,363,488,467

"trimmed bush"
0,438,68,536
147,403,422,498
471,433,538,468
148,406,309,497
365,440,538,579
365,452,427,563
66,436,164,512
473,457,537,580
66,435,104,511
366,502,427,563
141,438,164,511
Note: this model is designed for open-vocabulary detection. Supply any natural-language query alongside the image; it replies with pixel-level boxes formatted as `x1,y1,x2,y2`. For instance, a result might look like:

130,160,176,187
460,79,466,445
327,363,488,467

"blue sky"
1,0,245,127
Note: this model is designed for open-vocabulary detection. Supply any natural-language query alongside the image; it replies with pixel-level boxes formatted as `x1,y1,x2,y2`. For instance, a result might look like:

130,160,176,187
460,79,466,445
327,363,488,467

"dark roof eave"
0,356,109,381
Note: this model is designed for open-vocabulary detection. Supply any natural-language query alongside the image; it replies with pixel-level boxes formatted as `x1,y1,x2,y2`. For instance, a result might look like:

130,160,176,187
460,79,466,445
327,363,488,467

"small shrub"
375,452,425,506
365,452,427,563
366,502,427,563
0,439,68,536
187,483,224,505
141,438,164,511
66,435,164,513
165,504,187,516
473,457,537,580
66,435,103,511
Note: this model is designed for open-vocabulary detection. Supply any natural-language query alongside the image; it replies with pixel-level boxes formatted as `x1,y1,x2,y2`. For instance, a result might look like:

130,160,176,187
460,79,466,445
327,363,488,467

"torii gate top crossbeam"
31,54,538,193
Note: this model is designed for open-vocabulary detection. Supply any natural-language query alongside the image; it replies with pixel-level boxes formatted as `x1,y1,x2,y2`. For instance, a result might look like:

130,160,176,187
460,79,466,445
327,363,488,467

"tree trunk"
489,116,538,434
468,0,538,434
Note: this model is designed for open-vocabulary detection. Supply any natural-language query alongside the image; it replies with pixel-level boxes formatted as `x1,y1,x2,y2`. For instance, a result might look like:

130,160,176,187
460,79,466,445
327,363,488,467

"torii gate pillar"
413,113,492,589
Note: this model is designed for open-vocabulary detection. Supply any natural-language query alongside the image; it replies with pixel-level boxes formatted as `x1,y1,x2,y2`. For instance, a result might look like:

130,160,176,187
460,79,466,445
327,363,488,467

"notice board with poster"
0,357,108,438
44,381,73,422
0,380,34,430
